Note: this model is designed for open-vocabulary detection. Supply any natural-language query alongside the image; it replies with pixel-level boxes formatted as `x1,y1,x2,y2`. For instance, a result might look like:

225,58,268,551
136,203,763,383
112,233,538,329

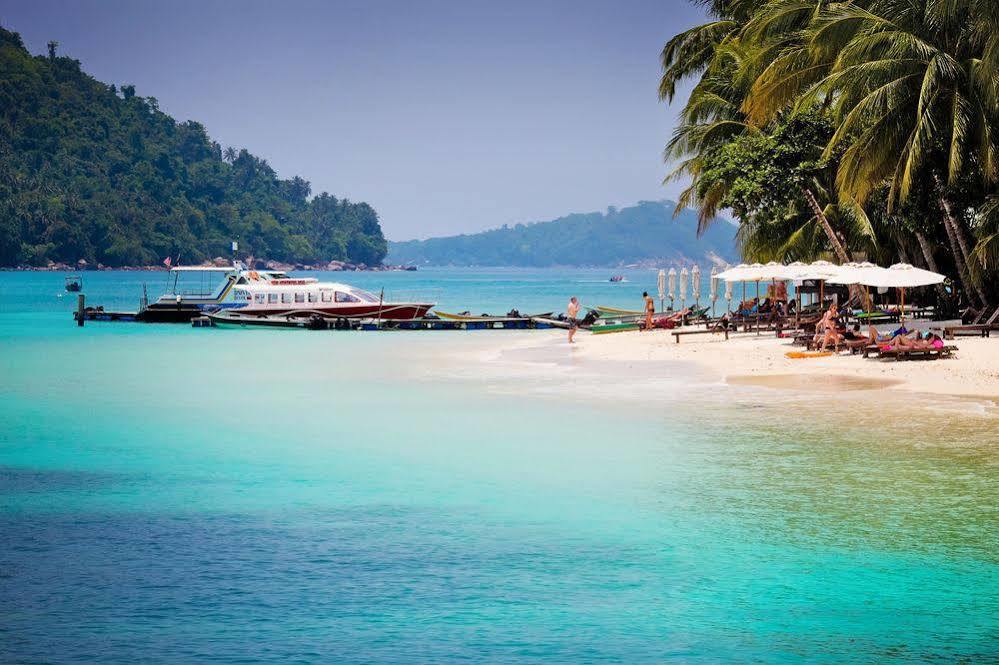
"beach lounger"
943,305,999,339
862,344,957,360
672,327,729,343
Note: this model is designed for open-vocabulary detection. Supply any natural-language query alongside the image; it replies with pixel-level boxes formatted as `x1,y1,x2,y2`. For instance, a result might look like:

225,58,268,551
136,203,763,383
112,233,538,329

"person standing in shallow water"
567,296,580,343
643,291,655,331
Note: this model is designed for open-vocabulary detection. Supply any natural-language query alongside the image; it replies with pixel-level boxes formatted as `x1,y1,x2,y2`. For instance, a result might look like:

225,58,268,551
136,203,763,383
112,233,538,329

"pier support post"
77,293,85,327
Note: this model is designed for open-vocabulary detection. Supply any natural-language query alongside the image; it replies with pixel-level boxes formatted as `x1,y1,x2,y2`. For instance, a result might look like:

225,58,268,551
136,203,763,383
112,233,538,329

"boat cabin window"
307,292,318,303
281,293,292,304
294,293,305,303
321,291,333,302
268,293,278,304
254,294,265,304
352,289,379,303
335,291,361,303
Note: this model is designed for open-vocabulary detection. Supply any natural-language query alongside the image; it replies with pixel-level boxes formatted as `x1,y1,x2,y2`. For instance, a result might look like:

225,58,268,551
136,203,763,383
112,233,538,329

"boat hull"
230,303,435,320
136,304,206,323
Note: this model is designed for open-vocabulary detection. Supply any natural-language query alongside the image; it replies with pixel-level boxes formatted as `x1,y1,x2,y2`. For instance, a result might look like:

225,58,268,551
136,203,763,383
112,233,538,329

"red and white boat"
142,263,434,322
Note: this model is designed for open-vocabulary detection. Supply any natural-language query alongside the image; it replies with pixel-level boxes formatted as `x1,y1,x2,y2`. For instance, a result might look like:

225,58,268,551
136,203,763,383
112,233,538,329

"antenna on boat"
376,288,385,328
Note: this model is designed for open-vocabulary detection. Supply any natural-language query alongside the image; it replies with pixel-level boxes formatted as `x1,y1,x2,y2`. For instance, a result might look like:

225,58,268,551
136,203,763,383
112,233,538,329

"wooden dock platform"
74,306,566,331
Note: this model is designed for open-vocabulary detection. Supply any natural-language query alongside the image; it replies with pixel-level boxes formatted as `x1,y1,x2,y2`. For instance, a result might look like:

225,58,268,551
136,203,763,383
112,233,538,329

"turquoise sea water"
1,269,996,663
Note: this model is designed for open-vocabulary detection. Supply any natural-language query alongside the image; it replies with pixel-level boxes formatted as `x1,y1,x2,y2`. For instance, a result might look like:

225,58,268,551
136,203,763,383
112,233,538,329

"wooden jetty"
75,303,568,332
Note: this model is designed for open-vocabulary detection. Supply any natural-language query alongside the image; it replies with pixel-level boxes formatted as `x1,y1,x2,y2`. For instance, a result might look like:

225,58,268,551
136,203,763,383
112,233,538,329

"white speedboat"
139,263,434,322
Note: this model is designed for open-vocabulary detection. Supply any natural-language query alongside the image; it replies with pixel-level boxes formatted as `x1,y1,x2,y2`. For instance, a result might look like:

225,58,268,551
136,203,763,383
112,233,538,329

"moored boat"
594,304,643,317
139,263,434,322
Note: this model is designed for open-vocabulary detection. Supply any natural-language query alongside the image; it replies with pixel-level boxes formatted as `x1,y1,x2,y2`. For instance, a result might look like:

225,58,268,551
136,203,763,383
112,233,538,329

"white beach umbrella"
826,261,889,311
803,259,842,280
859,263,945,323
758,261,786,281
657,269,666,310
714,263,750,281
801,259,843,306
668,267,677,308
679,267,689,310
865,263,945,288
783,260,809,280
691,264,701,305
826,261,879,284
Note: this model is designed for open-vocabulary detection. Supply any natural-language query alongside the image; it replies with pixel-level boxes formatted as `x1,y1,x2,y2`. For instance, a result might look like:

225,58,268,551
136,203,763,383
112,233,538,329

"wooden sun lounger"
943,305,999,339
862,344,957,360
672,327,729,343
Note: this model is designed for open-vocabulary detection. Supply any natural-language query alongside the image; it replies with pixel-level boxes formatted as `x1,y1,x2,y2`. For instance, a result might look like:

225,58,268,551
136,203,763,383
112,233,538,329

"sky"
2,0,708,241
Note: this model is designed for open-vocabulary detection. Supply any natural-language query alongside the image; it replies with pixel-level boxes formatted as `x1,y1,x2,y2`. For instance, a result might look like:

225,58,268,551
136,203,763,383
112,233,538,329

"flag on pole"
231,240,239,253
163,256,172,267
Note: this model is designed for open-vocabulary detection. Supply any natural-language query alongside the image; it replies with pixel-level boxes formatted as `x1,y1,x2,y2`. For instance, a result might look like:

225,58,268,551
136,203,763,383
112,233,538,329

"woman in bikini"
819,303,842,351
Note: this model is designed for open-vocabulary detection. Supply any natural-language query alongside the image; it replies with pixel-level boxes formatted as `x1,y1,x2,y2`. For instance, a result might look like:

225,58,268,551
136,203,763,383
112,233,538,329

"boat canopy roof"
170,266,237,272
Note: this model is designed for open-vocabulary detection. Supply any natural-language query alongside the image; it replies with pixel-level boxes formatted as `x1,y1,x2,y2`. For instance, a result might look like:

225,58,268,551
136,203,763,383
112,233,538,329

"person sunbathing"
882,332,944,352
736,298,758,316
868,325,918,345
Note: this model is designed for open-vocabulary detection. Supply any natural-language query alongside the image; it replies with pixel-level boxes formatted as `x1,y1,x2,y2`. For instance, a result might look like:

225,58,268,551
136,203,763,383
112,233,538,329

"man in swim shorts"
567,296,580,343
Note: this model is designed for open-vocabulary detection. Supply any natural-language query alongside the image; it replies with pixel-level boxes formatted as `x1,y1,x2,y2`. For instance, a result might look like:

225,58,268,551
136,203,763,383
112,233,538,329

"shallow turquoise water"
1,269,997,663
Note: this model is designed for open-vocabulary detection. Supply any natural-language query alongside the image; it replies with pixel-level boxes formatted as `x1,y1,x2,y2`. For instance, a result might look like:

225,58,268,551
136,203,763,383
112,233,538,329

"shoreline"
462,326,999,405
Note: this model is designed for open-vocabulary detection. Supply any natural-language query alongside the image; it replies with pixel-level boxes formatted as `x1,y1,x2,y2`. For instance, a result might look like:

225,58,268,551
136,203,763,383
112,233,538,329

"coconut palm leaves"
662,0,998,304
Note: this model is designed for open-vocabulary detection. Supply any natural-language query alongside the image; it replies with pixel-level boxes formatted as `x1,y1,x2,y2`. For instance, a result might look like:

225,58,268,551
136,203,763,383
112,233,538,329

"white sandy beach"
563,326,999,400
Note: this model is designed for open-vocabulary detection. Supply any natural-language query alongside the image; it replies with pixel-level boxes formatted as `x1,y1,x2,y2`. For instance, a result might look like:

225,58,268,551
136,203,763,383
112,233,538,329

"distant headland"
386,200,738,268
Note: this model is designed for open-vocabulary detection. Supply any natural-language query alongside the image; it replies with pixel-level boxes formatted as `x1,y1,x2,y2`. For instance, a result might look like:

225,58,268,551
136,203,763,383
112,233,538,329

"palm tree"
662,0,861,262
223,146,237,164
778,0,997,304
663,0,998,305
663,39,758,232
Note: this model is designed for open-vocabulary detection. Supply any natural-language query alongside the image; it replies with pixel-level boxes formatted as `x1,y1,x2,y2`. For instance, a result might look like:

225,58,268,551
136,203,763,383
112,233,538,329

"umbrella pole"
756,280,761,335
900,288,906,326
795,286,800,330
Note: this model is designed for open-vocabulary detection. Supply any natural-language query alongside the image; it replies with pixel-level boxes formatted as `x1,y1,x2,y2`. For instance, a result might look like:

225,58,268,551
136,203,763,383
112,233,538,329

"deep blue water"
1,269,996,663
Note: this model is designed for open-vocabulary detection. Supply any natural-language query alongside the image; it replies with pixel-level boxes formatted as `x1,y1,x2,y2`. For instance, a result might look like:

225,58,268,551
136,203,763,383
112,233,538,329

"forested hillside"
0,26,386,267
386,200,737,266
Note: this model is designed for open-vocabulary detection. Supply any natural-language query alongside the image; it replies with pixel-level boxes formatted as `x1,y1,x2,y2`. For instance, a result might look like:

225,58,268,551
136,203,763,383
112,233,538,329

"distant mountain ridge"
387,200,738,267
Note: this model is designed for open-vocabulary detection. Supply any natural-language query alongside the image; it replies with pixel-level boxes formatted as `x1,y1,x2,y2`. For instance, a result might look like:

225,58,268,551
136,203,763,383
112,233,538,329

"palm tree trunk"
801,188,863,305
934,175,988,306
915,231,948,299
940,203,985,307
803,188,851,263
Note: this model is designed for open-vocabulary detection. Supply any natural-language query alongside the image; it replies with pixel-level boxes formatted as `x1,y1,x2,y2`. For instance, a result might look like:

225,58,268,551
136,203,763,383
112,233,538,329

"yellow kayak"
785,351,834,359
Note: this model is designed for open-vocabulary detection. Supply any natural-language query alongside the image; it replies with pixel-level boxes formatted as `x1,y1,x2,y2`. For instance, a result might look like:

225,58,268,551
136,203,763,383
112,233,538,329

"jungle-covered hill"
386,200,738,267
0,26,386,268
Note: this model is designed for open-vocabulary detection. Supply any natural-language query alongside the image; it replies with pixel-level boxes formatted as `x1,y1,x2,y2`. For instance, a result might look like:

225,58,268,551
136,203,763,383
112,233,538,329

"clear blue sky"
3,0,708,241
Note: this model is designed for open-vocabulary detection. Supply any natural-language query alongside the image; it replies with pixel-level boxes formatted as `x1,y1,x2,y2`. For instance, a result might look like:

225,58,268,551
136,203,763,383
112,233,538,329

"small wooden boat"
590,321,640,335
594,305,644,317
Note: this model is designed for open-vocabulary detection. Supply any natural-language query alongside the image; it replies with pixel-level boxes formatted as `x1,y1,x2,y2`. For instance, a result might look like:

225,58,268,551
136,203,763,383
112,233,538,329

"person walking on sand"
643,291,655,331
567,296,580,343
